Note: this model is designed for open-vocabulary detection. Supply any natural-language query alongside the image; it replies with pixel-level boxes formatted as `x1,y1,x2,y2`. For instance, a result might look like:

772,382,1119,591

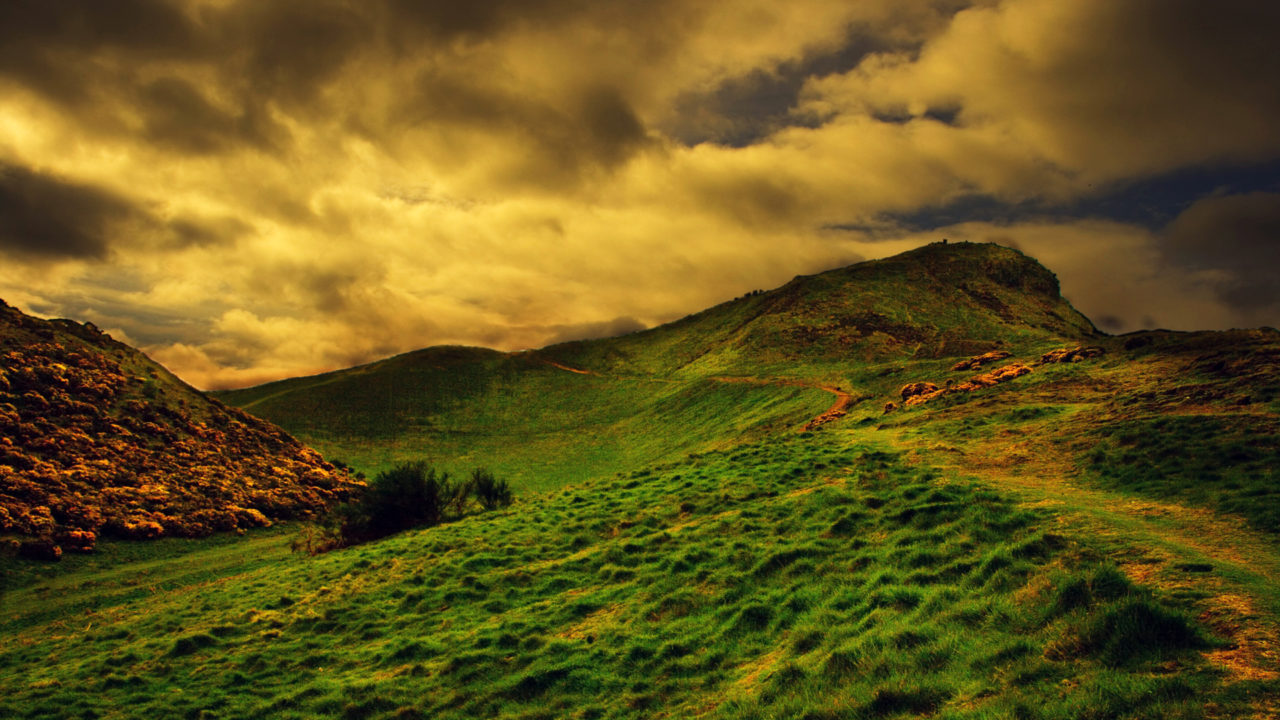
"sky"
1,0,1278,389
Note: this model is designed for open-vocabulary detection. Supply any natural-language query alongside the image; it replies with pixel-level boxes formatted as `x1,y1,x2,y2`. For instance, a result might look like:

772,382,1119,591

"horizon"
2,0,1278,389
10,239,1277,392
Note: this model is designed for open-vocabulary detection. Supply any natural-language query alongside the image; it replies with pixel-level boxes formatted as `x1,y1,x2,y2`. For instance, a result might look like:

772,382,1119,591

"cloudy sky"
1,0,1278,389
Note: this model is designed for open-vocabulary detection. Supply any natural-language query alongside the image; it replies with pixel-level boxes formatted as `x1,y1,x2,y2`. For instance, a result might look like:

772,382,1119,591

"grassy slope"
5,434,1272,720
216,242,1097,488
4,242,1279,717
218,348,826,490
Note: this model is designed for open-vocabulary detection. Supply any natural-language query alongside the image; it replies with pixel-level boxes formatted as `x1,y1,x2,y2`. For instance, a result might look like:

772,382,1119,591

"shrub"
472,468,513,511
337,462,453,544
300,462,515,551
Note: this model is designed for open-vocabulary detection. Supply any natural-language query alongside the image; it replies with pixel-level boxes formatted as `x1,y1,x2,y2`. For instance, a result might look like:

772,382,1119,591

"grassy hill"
2,432,1275,719
3,241,1278,718
0,300,361,557
215,242,1099,487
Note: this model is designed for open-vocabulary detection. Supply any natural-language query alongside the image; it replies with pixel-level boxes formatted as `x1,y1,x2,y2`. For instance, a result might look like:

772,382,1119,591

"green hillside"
4,241,1279,718
540,241,1098,378
215,242,1098,488
4,432,1276,719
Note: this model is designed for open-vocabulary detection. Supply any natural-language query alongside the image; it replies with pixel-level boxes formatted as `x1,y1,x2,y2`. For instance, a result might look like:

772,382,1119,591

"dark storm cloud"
138,77,284,154
665,28,896,147
381,0,586,45
231,0,372,105
0,163,249,260
1163,192,1280,312
579,87,649,168
0,164,139,260
0,0,200,105
399,68,651,189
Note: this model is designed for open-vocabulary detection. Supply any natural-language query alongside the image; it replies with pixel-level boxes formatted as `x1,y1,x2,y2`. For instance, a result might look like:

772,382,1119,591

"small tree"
471,467,513,511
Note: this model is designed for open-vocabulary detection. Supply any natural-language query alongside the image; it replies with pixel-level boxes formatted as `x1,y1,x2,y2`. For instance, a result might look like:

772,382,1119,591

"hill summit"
0,300,361,556
216,242,1105,487
541,240,1100,376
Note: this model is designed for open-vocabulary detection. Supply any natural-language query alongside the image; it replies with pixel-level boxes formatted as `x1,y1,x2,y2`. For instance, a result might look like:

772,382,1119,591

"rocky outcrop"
898,363,1035,408
900,382,940,402
1040,346,1105,364
951,350,1013,372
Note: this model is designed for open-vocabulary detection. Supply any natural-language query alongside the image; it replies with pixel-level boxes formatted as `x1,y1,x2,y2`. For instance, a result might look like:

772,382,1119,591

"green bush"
301,462,516,551
336,462,454,545
472,468,513,511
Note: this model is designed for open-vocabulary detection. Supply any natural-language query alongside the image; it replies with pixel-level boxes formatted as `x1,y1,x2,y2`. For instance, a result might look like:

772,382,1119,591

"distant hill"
216,242,1101,486
0,300,362,553
539,241,1100,376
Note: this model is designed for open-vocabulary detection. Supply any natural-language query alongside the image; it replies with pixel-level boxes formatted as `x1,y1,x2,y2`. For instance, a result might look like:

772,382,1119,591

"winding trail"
708,375,854,431
539,355,1280,684
543,360,599,376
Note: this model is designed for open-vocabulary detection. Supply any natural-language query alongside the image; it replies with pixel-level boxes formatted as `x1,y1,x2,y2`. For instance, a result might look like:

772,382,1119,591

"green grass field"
5,434,1271,720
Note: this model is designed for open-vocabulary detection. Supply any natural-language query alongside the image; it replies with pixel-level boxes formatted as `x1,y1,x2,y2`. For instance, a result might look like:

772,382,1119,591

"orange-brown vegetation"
900,362,1035,407
0,300,363,554
1040,346,1106,364
893,346,1106,410
899,382,939,402
950,349,1013,371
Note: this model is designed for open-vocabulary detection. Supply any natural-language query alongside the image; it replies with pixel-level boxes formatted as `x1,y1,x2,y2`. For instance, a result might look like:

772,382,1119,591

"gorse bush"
299,461,515,552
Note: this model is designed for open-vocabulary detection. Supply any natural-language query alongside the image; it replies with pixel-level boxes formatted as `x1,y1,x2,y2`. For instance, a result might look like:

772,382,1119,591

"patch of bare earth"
1118,558,1280,683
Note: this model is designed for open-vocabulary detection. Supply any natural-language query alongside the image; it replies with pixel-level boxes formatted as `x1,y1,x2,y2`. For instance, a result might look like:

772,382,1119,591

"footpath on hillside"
540,355,1280,687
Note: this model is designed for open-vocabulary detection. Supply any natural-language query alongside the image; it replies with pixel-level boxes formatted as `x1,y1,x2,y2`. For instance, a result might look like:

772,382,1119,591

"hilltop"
0,300,362,556
216,242,1100,485
540,241,1099,376
218,240,1280,534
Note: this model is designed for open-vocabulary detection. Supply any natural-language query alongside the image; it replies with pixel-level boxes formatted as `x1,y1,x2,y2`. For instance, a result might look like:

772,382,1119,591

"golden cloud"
1,0,1276,388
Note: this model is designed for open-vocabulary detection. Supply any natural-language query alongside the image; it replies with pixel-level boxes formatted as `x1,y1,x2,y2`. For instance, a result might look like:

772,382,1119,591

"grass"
214,242,1099,492
1,435,1270,719
1081,415,1280,533
220,354,829,491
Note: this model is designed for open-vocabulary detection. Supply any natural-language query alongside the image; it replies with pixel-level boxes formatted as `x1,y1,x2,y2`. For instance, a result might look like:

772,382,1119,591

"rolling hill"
215,242,1102,487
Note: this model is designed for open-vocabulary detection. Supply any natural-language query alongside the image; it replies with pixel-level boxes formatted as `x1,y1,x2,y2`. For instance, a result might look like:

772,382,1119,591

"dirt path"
892,434,1280,682
539,355,1280,682
708,375,854,431
543,360,599,376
